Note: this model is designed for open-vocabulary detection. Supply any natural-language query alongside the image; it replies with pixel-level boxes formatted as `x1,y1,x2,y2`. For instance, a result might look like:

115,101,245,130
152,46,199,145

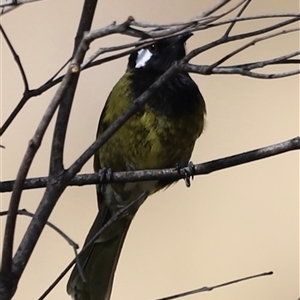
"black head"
128,32,192,72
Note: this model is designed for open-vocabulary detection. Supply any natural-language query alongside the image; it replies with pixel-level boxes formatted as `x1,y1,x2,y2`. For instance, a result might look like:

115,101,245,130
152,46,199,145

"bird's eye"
148,44,157,53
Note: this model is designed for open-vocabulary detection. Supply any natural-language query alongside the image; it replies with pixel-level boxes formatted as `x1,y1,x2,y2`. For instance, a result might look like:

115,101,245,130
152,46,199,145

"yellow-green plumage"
97,71,205,172
67,33,206,300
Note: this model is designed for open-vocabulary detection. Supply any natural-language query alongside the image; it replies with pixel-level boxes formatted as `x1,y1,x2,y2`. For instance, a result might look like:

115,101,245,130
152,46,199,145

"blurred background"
0,0,299,299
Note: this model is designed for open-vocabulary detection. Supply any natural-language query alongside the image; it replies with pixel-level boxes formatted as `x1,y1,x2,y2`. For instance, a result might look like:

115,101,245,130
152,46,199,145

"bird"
67,31,206,300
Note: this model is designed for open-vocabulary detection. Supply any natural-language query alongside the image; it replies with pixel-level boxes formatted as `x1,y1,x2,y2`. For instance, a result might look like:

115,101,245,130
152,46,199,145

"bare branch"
155,271,273,300
0,209,79,249
44,58,71,85
0,0,45,15
50,0,98,174
184,16,300,63
0,25,29,91
131,0,251,34
0,0,44,5
131,13,300,30
1,137,299,193
0,61,71,136
185,51,300,78
208,27,300,70
201,0,240,18
2,1,99,288
205,66,300,79
82,39,159,70
0,65,75,277
197,13,300,31
221,51,300,70
223,0,252,37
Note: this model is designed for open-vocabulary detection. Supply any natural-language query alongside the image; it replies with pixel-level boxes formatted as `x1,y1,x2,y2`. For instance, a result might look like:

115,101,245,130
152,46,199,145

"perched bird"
67,32,206,300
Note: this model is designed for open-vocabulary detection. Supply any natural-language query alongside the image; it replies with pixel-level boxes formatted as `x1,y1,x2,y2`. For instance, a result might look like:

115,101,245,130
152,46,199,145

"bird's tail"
67,190,137,300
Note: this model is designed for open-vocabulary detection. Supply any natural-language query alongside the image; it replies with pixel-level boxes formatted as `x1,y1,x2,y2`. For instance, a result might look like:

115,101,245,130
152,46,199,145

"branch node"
70,64,80,73
127,16,135,22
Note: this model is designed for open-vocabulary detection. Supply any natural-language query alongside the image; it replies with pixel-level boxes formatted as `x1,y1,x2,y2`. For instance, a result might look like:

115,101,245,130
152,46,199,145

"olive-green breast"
94,70,206,174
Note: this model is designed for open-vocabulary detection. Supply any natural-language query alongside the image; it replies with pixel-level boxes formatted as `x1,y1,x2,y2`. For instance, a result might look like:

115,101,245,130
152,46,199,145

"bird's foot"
183,161,195,188
98,167,113,184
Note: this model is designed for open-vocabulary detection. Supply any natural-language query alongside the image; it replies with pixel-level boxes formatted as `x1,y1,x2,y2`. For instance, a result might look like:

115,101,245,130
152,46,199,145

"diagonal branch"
0,58,71,137
208,27,300,70
0,209,78,249
0,0,45,15
1,137,299,193
184,16,300,63
0,1,99,290
155,271,273,300
0,24,29,91
65,62,179,182
49,0,98,173
201,0,236,18
0,0,44,6
0,64,75,278
223,0,252,37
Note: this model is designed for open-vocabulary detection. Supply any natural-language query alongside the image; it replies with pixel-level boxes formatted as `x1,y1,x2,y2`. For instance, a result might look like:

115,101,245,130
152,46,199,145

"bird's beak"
170,31,193,45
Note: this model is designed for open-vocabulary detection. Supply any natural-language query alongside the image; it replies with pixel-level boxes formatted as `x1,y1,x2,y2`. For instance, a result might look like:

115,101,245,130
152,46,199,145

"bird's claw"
184,161,195,188
98,168,113,184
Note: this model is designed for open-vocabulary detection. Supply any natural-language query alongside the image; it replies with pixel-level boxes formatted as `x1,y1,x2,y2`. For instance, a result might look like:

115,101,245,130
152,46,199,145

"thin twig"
201,0,234,17
216,68,300,79
0,0,43,14
132,13,300,30
225,50,300,69
0,24,29,91
0,209,78,248
197,13,300,31
208,27,300,70
198,0,250,24
223,0,252,38
154,271,273,300
1,59,73,137
185,63,300,79
183,16,300,63
0,56,70,137
134,0,251,35
0,0,43,6
44,57,72,85
83,39,163,69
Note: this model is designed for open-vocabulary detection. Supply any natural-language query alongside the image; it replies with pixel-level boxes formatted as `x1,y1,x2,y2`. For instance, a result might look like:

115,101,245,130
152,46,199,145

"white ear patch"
135,49,153,68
